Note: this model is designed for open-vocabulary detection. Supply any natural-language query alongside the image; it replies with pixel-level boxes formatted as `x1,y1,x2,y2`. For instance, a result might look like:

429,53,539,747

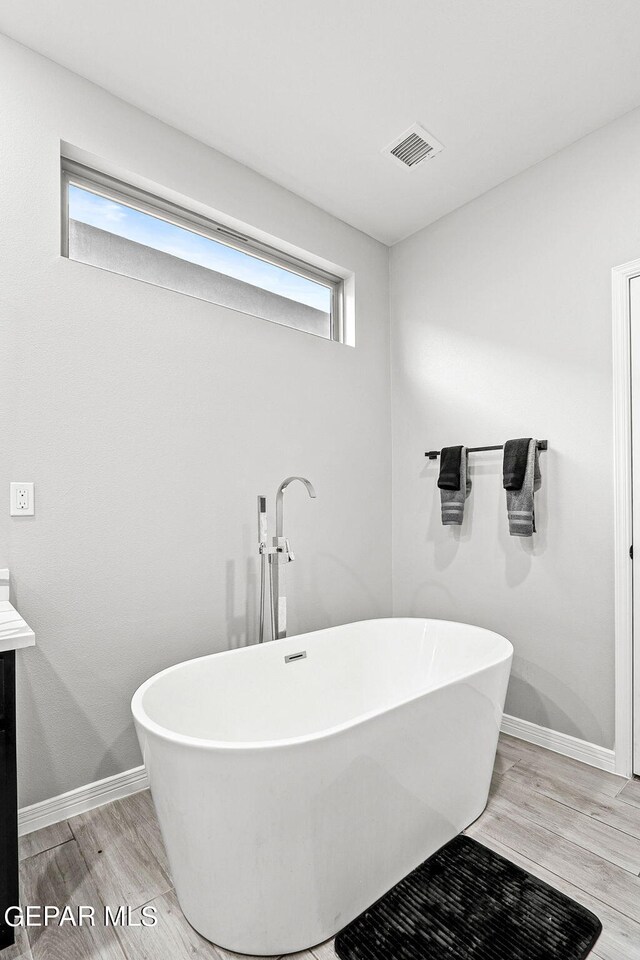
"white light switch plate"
10,482,34,516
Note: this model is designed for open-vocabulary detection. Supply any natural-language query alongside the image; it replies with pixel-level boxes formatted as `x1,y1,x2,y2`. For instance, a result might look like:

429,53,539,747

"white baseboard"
501,713,616,774
18,765,149,836
17,715,617,836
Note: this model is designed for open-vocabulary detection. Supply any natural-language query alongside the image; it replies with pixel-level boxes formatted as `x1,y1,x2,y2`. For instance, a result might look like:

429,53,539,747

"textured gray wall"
69,221,332,338
0,35,392,806
390,104,640,750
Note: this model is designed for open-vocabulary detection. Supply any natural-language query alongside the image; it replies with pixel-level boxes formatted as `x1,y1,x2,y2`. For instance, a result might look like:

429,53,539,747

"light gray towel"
507,439,541,536
440,447,471,525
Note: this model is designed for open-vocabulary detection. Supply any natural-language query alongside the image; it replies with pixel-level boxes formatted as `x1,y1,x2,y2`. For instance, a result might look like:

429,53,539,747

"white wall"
391,105,640,749
0,35,392,806
5,25,636,802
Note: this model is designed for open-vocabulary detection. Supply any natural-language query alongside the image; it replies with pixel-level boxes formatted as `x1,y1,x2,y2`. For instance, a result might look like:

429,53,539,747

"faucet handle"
275,537,295,562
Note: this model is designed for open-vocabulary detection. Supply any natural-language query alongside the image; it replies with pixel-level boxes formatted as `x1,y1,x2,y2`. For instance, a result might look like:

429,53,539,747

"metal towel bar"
425,440,548,460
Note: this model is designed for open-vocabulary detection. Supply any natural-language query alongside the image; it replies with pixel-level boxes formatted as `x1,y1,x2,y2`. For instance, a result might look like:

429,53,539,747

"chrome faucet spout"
275,476,316,538
256,477,316,643
269,475,316,640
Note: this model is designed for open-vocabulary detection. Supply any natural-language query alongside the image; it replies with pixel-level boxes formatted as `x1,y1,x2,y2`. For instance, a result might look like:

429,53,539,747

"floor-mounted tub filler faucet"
257,477,316,643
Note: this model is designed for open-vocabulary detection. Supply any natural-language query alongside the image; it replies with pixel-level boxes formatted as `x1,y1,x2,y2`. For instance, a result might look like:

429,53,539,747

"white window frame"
61,159,345,341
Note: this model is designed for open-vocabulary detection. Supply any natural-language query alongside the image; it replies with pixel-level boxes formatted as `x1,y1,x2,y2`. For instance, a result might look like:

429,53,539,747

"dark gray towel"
441,447,471,525
507,439,541,536
438,446,464,490
503,438,531,490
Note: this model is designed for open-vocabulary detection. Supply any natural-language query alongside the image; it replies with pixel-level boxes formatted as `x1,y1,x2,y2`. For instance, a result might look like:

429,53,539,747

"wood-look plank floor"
15,734,640,960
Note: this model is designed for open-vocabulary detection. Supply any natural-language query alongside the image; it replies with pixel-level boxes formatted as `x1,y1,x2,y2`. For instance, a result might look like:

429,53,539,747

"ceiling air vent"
383,123,444,169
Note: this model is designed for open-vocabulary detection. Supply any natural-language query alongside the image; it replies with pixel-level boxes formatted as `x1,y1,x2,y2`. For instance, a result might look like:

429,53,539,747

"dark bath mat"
335,835,601,960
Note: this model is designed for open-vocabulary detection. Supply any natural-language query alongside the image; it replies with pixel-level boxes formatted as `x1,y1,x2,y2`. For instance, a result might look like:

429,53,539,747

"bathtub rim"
131,617,513,753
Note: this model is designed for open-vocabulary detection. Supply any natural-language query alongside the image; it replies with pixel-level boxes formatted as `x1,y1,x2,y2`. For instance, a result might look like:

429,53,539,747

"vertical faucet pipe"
257,496,268,643
272,477,316,640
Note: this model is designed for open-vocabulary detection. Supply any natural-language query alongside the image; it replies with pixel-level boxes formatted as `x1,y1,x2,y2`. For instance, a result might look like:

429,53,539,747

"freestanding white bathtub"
132,618,512,955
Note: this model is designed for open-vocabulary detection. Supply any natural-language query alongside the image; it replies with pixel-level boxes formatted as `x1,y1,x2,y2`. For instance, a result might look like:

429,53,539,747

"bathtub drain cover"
335,835,601,960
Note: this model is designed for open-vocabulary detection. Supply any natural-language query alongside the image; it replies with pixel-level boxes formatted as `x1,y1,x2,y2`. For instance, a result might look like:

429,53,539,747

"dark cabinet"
0,652,18,950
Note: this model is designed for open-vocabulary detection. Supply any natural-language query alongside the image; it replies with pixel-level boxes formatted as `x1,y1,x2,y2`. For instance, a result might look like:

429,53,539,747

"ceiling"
2,0,640,244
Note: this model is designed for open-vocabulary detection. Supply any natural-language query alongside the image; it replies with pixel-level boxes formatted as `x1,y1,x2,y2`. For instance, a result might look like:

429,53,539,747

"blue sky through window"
68,185,331,313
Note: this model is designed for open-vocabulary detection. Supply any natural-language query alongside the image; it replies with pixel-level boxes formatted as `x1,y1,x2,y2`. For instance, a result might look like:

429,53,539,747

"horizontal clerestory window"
61,160,345,341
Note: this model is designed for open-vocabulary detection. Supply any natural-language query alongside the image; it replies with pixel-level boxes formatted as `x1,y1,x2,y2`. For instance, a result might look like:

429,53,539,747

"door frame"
612,257,640,777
